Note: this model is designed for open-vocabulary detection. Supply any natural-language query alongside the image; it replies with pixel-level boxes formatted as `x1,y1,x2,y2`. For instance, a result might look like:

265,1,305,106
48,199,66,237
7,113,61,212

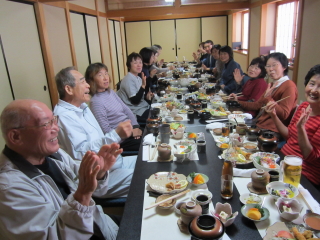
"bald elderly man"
53,67,136,198
0,99,121,239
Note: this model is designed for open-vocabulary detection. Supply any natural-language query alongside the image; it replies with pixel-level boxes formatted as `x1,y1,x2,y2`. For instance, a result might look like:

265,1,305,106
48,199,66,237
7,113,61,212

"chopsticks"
228,95,243,99
150,144,158,161
145,189,191,210
261,96,290,109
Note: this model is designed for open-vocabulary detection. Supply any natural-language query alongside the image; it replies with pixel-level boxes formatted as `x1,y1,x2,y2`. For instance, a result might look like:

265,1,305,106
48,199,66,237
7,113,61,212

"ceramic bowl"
164,116,173,122
239,193,262,205
191,190,213,202
187,173,209,187
303,212,320,231
173,140,197,162
275,198,302,221
266,181,299,201
212,202,238,227
212,128,222,135
174,201,186,215
156,194,176,209
241,203,270,222
243,142,258,152
216,142,229,151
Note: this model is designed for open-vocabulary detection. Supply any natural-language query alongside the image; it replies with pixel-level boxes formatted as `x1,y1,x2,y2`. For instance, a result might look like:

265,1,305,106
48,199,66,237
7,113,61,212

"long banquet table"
116,117,320,240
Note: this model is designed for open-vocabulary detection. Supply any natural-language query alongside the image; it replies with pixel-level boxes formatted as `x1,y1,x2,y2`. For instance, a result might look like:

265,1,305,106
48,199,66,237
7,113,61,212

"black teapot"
246,125,261,141
258,132,278,152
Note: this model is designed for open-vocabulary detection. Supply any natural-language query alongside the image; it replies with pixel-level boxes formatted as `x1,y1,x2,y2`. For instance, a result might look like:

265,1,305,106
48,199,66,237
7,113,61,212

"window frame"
241,10,249,51
274,0,299,60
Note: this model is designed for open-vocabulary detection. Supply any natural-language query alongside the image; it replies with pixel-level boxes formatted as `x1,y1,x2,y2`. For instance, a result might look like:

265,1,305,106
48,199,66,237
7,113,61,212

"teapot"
180,201,202,225
258,132,278,152
246,125,261,141
189,215,225,240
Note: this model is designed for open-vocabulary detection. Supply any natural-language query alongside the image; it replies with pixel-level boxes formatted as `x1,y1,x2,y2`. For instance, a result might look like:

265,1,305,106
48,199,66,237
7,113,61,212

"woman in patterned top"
85,62,142,152
265,64,320,187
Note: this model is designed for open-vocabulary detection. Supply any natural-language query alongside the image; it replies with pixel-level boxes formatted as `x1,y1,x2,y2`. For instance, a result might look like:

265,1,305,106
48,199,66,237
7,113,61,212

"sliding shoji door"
108,20,120,83
85,15,102,63
99,16,114,85
150,20,176,62
114,21,125,81
0,1,51,107
201,16,227,46
70,12,90,74
175,18,201,61
125,21,151,54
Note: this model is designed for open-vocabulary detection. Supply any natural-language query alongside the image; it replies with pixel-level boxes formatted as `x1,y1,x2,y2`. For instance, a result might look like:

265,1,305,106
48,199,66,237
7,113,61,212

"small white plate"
239,193,262,205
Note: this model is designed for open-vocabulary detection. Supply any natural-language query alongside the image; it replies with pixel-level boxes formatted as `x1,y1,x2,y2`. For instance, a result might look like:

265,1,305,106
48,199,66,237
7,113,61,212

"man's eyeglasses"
14,116,59,130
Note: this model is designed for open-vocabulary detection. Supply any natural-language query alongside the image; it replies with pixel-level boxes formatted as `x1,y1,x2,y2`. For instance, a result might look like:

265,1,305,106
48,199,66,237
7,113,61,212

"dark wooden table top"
116,117,320,240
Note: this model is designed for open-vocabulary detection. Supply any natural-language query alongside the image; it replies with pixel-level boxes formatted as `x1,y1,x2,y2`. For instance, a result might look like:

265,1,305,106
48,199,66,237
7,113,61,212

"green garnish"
189,172,196,180
254,204,264,217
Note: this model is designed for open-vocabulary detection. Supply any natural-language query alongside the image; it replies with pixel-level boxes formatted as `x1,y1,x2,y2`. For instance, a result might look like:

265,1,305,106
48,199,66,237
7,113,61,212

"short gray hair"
55,66,76,100
0,106,30,141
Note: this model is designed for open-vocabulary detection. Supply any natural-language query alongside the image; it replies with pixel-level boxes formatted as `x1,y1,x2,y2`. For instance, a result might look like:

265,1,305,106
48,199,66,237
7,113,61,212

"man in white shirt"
54,66,136,198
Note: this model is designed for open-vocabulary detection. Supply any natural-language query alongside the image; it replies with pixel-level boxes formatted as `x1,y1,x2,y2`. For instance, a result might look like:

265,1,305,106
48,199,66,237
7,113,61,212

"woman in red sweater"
229,57,268,116
266,64,320,187
235,53,298,134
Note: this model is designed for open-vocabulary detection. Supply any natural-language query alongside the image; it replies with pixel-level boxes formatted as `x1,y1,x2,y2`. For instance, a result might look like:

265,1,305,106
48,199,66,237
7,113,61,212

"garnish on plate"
271,188,294,198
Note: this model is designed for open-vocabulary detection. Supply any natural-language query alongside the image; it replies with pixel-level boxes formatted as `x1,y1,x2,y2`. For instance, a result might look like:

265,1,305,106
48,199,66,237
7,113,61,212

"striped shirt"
90,89,139,134
281,102,320,185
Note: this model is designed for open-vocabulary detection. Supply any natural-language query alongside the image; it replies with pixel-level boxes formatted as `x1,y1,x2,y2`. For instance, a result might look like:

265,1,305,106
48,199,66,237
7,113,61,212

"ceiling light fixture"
165,0,175,2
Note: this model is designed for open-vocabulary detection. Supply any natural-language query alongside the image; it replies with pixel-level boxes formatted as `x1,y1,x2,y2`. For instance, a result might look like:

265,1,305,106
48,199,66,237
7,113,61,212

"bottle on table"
221,134,236,199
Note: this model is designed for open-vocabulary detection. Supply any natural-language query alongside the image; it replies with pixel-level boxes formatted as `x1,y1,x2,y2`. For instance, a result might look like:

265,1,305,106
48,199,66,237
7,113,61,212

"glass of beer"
222,123,230,137
221,174,233,199
281,155,302,187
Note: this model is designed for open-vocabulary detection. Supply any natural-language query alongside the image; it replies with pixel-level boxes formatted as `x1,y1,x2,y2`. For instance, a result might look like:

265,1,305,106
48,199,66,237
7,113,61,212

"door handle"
172,48,174,50
178,47,180,50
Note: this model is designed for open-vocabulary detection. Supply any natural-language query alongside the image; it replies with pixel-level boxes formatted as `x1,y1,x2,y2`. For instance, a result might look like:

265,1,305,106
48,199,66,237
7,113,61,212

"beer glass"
281,155,302,187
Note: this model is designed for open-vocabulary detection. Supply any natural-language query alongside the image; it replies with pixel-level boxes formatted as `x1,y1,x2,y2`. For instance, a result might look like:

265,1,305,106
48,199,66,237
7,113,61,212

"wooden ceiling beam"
123,10,228,22
106,2,250,18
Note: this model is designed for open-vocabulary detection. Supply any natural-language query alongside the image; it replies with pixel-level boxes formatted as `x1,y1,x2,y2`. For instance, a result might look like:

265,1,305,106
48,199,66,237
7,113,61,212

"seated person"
54,66,135,198
229,57,268,117
139,47,158,94
218,45,243,94
206,44,224,80
237,52,297,136
193,40,214,69
117,52,153,123
149,45,175,74
85,62,142,152
265,64,320,187
0,99,121,239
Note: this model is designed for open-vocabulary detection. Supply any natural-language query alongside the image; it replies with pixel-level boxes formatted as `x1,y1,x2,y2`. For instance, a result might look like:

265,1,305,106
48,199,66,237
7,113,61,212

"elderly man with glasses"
53,66,136,199
0,99,120,239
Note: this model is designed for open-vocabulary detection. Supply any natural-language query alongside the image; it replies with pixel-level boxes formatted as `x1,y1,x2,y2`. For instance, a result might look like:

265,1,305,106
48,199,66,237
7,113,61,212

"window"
275,1,299,60
232,10,249,51
242,12,249,50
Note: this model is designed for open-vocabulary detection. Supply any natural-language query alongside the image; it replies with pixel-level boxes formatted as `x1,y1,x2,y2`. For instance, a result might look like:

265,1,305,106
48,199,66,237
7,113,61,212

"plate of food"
228,114,246,124
209,109,229,118
221,147,253,167
197,93,209,100
263,222,317,240
147,172,188,194
239,193,262,205
251,152,280,171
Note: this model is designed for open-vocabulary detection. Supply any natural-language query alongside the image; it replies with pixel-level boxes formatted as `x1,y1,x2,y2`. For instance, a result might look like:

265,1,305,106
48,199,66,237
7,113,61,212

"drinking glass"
281,155,302,187
221,175,233,199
